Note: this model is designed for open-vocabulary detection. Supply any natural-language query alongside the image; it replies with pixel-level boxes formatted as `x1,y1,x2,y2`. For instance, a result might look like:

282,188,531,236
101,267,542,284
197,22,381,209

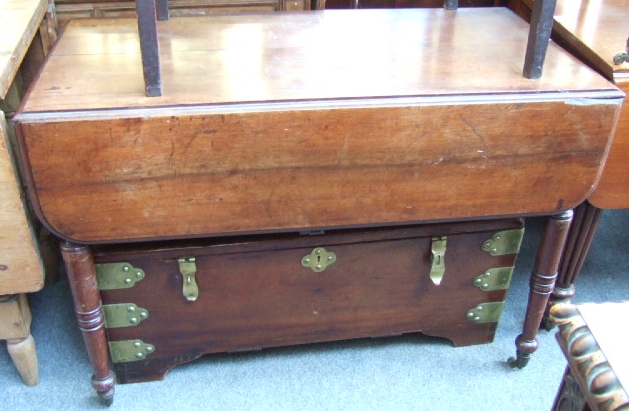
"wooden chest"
93,219,523,383
13,7,624,404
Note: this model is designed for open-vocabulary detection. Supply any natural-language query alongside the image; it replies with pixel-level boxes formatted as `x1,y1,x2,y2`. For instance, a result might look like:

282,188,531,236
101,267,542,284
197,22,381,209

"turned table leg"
510,210,572,368
542,202,603,330
0,294,39,386
61,242,115,405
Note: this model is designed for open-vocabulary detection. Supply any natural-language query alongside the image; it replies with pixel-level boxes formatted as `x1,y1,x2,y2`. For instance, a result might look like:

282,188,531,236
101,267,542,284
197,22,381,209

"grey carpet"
2,210,628,410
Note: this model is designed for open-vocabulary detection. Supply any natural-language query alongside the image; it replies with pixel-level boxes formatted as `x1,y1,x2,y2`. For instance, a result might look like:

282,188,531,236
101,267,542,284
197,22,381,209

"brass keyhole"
301,247,337,272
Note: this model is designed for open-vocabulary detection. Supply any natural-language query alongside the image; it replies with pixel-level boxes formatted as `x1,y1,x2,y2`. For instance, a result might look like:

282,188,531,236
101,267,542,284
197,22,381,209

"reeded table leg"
543,202,603,330
510,210,572,368
61,242,115,405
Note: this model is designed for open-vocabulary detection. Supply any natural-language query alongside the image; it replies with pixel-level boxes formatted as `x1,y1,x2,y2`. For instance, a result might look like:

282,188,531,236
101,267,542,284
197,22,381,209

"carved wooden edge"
113,353,203,384
510,210,572,368
552,366,589,411
61,242,116,405
550,303,629,411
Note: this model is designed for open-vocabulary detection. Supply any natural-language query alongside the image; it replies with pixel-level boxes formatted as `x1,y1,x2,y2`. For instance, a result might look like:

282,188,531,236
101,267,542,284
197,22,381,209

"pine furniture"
0,0,57,386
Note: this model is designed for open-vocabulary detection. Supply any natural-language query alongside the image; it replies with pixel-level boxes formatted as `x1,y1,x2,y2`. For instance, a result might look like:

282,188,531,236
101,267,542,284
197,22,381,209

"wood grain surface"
95,219,521,382
15,8,624,243
553,0,629,81
551,0,629,209
0,112,43,294
17,8,619,113
0,0,48,99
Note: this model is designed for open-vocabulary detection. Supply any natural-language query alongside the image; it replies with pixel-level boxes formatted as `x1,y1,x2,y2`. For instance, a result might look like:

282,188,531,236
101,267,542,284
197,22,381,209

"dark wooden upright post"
443,0,458,10
135,0,162,97
523,0,559,79
61,242,115,405
155,0,169,20
510,210,572,368
542,202,603,329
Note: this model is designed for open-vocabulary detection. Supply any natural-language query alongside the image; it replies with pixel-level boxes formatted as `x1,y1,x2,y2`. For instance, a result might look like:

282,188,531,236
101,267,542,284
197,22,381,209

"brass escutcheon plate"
301,247,337,272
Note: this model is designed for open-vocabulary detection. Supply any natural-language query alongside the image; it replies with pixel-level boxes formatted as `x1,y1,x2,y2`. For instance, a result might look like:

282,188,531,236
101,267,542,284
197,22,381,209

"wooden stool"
550,302,629,411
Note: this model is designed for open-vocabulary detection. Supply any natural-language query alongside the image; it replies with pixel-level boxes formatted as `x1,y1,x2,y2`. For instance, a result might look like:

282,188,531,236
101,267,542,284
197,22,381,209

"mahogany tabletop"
18,8,619,114
552,0,629,209
553,0,629,83
14,8,624,243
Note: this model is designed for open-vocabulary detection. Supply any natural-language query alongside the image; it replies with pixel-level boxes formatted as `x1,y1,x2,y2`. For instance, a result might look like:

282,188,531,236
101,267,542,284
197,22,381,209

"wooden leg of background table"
61,242,115,405
543,202,603,330
510,210,572,368
7,335,39,386
1,294,39,386
155,0,169,20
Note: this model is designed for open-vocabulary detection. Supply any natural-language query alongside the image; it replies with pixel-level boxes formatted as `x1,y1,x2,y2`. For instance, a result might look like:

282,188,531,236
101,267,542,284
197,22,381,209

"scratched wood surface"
0,0,47,294
551,0,629,209
0,0,48,99
15,8,623,243
18,8,619,112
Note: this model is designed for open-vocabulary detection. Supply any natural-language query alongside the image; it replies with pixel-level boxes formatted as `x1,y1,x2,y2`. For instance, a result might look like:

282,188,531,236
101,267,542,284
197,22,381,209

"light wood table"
550,302,629,411
0,0,55,386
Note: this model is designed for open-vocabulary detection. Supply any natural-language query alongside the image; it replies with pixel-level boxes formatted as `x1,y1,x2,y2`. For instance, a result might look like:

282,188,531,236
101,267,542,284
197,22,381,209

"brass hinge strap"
473,266,515,291
466,301,506,324
481,228,525,256
103,303,149,328
109,339,155,363
96,262,145,290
